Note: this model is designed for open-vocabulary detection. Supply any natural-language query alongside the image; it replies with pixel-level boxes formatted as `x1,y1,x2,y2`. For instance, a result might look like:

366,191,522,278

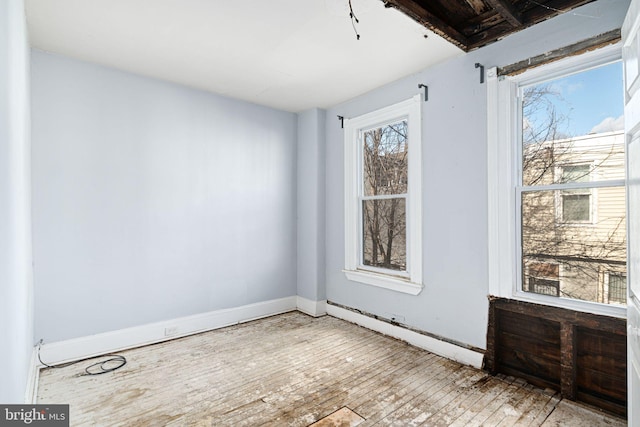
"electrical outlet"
164,326,178,337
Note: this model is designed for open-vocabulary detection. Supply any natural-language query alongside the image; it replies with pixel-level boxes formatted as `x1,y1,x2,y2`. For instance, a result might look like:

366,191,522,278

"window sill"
343,269,423,295
512,290,627,319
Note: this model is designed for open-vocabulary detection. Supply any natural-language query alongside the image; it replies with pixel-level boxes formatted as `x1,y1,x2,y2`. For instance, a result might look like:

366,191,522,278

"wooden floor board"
256,341,433,427
375,364,475,426
360,354,457,425
182,318,374,416
375,363,481,426
221,349,393,425
278,352,435,425
411,369,490,426
446,377,516,427
217,328,407,426
349,352,443,422
375,358,474,426
36,312,626,426
417,372,499,426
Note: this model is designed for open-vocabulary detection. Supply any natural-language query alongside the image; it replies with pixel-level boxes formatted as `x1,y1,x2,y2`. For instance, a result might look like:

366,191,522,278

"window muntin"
343,96,422,294
518,60,627,307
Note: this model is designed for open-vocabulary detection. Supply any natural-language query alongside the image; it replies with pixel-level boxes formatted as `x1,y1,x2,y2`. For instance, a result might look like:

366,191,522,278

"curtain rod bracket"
475,63,485,84
418,84,428,101
338,115,344,128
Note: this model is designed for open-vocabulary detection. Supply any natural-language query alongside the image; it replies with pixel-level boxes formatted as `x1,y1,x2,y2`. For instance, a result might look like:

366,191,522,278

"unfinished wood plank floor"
37,312,626,426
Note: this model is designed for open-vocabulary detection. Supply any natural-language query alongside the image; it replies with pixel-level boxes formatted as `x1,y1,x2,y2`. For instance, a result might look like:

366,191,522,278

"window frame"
487,42,626,318
343,95,423,295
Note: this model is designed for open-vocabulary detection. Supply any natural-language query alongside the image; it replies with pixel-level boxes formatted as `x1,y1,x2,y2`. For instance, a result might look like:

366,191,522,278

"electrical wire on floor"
37,339,127,376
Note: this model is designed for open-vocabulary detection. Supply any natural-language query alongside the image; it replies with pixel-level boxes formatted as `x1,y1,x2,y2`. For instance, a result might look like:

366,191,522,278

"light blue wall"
31,51,298,342
297,109,326,301
324,0,630,350
0,0,33,403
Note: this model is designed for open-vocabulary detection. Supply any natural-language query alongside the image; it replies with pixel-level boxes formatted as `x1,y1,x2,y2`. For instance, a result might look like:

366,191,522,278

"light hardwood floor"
37,311,626,426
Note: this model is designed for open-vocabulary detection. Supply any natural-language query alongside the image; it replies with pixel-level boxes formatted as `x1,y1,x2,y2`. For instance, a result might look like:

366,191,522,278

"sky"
528,61,624,137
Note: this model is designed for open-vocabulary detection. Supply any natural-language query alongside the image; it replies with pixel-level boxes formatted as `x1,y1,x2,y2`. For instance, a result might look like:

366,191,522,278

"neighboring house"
521,131,627,304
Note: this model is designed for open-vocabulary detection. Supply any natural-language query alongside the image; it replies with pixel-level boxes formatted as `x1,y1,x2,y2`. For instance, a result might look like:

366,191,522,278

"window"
519,61,626,306
526,262,560,296
559,164,592,223
607,273,627,304
362,120,408,271
343,96,422,295
488,43,627,315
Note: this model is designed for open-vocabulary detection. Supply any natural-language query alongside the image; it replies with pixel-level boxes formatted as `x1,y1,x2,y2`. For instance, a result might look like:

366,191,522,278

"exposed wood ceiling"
383,0,597,51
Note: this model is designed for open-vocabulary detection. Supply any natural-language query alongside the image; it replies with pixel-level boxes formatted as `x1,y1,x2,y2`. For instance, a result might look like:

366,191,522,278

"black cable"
349,0,360,40
37,340,127,376
82,356,126,376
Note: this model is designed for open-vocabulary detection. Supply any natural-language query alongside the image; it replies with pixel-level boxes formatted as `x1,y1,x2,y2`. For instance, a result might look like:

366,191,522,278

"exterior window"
344,96,422,295
607,273,627,304
559,164,592,223
487,43,628,315
518,60,626,306
526,262,560,296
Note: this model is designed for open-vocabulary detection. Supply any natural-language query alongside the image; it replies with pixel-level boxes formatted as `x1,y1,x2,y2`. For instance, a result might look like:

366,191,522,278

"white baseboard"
24,347,40,403
296,296,327,317
39,296,297,366
326,304,484,369
36,297,481,376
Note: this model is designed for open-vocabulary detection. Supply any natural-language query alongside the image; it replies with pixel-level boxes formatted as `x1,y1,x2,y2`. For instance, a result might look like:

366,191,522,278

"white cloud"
590,115,624,134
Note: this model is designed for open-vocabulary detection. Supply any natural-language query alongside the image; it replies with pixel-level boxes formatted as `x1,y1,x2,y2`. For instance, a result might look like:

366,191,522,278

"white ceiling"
25,0,463,112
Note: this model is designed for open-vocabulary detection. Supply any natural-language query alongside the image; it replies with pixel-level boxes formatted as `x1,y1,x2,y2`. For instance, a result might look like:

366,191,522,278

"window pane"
521,188,626,304
562,193,590,222
560,164,590,183
362,198,406,270
521,62,624,187
529,262,559,278
363,120,408,196
528,277,560,296
526,262,560,296
608,273,627,304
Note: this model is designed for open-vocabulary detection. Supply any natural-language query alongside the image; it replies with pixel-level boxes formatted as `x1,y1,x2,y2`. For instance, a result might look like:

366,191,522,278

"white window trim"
343,95,423,295
487,43,626,318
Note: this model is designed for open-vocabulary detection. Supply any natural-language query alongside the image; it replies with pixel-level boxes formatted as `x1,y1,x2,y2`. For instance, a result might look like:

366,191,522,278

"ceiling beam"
484,0,522,26
383,0,470,51
464,0,488,14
